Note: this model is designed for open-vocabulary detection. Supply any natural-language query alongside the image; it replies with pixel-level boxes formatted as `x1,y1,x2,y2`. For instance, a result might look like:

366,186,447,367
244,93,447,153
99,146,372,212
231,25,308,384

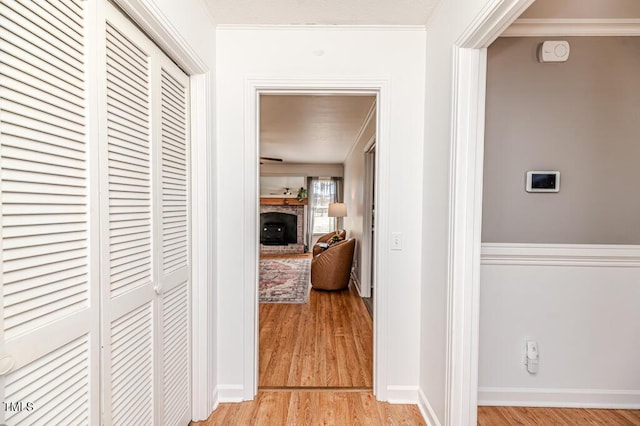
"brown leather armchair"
312,230,346,256
311,238,355,291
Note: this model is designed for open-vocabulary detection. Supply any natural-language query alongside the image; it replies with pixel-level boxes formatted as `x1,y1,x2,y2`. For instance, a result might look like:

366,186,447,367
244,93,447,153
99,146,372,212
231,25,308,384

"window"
311,179,336,234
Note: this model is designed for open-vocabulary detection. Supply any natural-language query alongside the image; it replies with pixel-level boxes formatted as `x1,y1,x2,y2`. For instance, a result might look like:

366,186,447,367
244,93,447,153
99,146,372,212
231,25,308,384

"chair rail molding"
481,243,640,267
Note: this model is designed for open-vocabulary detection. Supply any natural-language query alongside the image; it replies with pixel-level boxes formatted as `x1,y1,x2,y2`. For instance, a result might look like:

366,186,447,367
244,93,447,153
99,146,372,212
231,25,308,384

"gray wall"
482,37,640,244
521,0,640,19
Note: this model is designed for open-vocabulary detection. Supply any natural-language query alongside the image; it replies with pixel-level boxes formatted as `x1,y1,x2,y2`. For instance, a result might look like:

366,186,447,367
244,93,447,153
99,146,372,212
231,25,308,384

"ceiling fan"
260,156,283,164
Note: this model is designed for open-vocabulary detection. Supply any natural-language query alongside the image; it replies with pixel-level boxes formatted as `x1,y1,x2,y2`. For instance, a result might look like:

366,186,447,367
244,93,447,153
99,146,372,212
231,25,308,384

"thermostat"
538,41,570,63
526,171,560,193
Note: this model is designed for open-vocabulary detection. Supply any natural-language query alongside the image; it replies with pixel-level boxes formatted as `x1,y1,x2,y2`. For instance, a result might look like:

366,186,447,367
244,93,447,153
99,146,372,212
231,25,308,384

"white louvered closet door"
99,2,191,425
0,0,100,424
155,55,191,426
99,3,156,425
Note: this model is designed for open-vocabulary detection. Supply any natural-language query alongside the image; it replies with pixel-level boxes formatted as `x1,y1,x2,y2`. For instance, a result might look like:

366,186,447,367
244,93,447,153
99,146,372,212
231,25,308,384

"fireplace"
260,212,297,246
259,202,305,254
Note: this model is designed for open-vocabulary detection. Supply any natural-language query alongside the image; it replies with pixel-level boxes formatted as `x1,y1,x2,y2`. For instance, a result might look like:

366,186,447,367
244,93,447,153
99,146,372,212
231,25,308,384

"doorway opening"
256,92,378,390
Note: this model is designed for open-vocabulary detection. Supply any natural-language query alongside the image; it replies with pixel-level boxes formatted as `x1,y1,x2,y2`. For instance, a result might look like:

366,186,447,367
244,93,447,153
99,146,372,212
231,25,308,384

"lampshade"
328,202,347,218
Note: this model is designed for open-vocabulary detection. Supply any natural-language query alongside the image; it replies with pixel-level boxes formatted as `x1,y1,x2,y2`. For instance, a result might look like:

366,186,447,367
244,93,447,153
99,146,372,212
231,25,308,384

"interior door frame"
445,0,534,424
247,79,391,400
360,138,376,299
111,0,215,421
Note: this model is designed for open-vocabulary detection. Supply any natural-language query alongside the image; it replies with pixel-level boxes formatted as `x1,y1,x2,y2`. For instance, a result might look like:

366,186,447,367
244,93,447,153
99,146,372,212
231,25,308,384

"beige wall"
521,0,640,19
483,37,640,244
343,109,376,287
260,162,343,177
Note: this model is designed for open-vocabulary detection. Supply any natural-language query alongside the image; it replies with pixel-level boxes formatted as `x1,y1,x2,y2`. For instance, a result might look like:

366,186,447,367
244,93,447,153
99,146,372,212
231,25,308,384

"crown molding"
113,0,208,74
457,0,535,48
502,18,640,37
216,24,426,32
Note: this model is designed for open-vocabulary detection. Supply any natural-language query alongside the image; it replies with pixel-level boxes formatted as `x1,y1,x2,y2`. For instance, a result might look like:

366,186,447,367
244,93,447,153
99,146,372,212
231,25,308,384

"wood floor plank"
253,392,288,426
297,301,317,386
284,392,312,425
259,281,373,388
352,391,381,425
620,410,640,424
478,406,640,426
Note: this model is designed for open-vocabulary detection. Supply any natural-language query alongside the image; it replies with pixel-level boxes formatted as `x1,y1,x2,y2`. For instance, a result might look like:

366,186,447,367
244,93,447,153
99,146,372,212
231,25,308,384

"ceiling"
206,0,640,26
206,0,438,25
260,95,376,164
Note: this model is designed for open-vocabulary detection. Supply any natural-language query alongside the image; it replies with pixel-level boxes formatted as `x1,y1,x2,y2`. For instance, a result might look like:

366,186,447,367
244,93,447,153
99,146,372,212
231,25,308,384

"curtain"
332,177,343,229
305,176,315,250
306,177,344,250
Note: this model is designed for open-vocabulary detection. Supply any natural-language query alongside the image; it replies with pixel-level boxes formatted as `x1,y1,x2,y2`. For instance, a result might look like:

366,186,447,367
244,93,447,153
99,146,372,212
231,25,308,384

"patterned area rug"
259,257,311,303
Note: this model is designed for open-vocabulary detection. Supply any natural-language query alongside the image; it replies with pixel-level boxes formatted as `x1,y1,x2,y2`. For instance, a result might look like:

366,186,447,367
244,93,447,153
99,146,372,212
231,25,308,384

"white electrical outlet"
525,340,539,374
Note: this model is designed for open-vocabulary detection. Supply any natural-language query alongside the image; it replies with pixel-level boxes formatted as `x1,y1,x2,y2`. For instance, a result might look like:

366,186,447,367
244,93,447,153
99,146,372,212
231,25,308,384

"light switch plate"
391,232,402,250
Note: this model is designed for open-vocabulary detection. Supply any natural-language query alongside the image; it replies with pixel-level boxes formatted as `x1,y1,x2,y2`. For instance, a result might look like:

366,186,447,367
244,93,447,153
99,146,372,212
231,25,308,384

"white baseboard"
211,386,220,414
387,385,419,404
351,270,362,294
193,385,219,421
478,387,640,409
418,388,442,426
217,384,245,402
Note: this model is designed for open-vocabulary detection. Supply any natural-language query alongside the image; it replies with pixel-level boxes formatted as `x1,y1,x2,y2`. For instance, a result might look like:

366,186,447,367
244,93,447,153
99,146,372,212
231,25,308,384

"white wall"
216,26,425,401
260,176,305,196
419,0,496,422
343,109,376,291
479,244,640,408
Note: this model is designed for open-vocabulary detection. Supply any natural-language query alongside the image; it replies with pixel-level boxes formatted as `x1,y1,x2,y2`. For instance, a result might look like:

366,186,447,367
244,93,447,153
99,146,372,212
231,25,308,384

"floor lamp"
328,202,347,236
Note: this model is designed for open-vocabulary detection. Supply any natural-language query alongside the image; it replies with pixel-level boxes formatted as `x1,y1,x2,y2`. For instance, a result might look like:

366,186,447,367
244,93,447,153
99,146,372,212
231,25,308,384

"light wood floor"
191,276,426,425
194,400,640,426
193,391,426,425
194,256,640,425
478,406,640,425
259,281,373,388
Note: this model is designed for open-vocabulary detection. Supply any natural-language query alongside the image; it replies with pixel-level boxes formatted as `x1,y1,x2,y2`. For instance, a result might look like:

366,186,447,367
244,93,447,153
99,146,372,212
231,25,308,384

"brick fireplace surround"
259,203,305,254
